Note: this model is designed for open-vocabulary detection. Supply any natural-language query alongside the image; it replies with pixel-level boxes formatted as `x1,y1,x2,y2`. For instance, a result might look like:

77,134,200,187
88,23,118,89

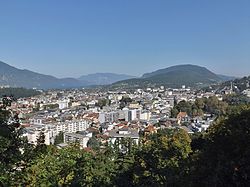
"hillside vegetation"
112,64,223,89
0,87,40,99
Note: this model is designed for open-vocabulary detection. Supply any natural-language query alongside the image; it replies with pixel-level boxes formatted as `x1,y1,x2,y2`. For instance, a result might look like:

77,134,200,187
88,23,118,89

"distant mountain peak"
142,64,212,78
113,64,224,89
78,73,136,85
0,60,84,89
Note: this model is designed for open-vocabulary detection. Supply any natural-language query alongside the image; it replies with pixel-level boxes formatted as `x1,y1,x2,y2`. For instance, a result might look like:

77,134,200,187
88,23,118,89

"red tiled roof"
145,125,155,132
177,112,188,118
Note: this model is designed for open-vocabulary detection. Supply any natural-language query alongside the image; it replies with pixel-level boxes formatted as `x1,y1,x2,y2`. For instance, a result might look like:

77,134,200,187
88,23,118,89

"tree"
120,96,133,104
20,145,83,186
190,106,250,186
195,98,205,110
132,129,192,186
0,96,27,185
119,96,133,109
203,96,228,115
87,136,100,151
172,100,193,116
171,107,179,118
54,132,64,145
95,98,111,109
71,146,118,186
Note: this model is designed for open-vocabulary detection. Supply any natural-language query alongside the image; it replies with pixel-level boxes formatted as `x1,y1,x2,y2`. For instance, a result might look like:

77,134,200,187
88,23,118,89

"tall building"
99,111,119,124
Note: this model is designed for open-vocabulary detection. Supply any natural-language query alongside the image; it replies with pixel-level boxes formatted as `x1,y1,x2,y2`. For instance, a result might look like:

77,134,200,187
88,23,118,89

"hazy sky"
0,0,249,78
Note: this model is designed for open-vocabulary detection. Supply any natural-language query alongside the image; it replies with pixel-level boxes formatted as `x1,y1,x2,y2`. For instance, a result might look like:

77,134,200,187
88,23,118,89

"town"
6,84,236,150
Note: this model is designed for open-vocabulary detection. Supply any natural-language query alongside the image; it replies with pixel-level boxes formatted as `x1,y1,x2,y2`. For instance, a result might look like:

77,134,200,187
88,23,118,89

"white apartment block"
58,99,69,109
24,124,55,145
99,111,119,124
55,119,91,134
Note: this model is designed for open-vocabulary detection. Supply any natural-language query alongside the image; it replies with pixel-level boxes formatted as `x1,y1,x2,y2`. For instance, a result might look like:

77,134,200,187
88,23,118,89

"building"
109,127,139,146
58,99,69,109
140,111,151,121
64,132,92,148
123,109,141,122
177,112,189,124
55,119,91,134
23,124,55,145
99,111,119,124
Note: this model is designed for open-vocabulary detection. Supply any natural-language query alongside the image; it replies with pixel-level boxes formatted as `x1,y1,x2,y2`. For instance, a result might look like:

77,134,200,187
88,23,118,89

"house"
242,89,250,97
58,99,69,109
64,131,92,148
108,127,139,146
23,124,55,145
177,112,189,125
144,125,157,136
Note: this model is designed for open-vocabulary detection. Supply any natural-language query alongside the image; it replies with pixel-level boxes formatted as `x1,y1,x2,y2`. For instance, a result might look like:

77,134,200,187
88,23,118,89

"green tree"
120,96,133,104
87,136,100,151
171,107,179,118
71,146,118,186
172,100,193,116
195,98,205,109
0,96,28,185
21,145,82,186
54,131,64,145
132,129,192,186
95,98,111,109
190,106,250,186
204,96,228,115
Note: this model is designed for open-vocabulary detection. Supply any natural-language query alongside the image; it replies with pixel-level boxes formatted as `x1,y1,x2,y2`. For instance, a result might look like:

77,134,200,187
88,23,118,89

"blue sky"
0,0,249,78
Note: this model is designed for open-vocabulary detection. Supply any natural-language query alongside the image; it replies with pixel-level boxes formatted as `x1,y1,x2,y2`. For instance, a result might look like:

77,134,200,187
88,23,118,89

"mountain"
0,61,233,90
112,64,223,88
78,73,136,85
0,61,85,89
217,74,237,81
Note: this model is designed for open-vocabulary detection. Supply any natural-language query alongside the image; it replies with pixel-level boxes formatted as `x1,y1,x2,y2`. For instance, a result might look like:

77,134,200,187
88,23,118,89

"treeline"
171,94,250,118
171,96,228,117
0,87,40,99
1,98,250,186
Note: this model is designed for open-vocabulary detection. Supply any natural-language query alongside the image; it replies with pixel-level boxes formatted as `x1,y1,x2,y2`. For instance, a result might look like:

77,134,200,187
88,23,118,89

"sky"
0,0,249,78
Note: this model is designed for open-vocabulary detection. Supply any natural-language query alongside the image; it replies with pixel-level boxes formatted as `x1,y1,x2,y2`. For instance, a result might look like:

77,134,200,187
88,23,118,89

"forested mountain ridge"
0,87,40,99
0,61,238,89
78,73,135,85
0,61,135,89
0,61,86,89
112,64,224,88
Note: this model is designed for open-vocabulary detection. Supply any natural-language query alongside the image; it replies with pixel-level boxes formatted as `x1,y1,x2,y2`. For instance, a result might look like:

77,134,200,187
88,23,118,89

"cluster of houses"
4,86,227,149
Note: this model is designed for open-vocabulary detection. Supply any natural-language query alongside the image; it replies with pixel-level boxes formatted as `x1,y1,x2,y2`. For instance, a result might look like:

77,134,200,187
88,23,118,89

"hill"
217,74,237,81
112,64,223,88
0,61,86,89
78,73,135,85
0,87,41,99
